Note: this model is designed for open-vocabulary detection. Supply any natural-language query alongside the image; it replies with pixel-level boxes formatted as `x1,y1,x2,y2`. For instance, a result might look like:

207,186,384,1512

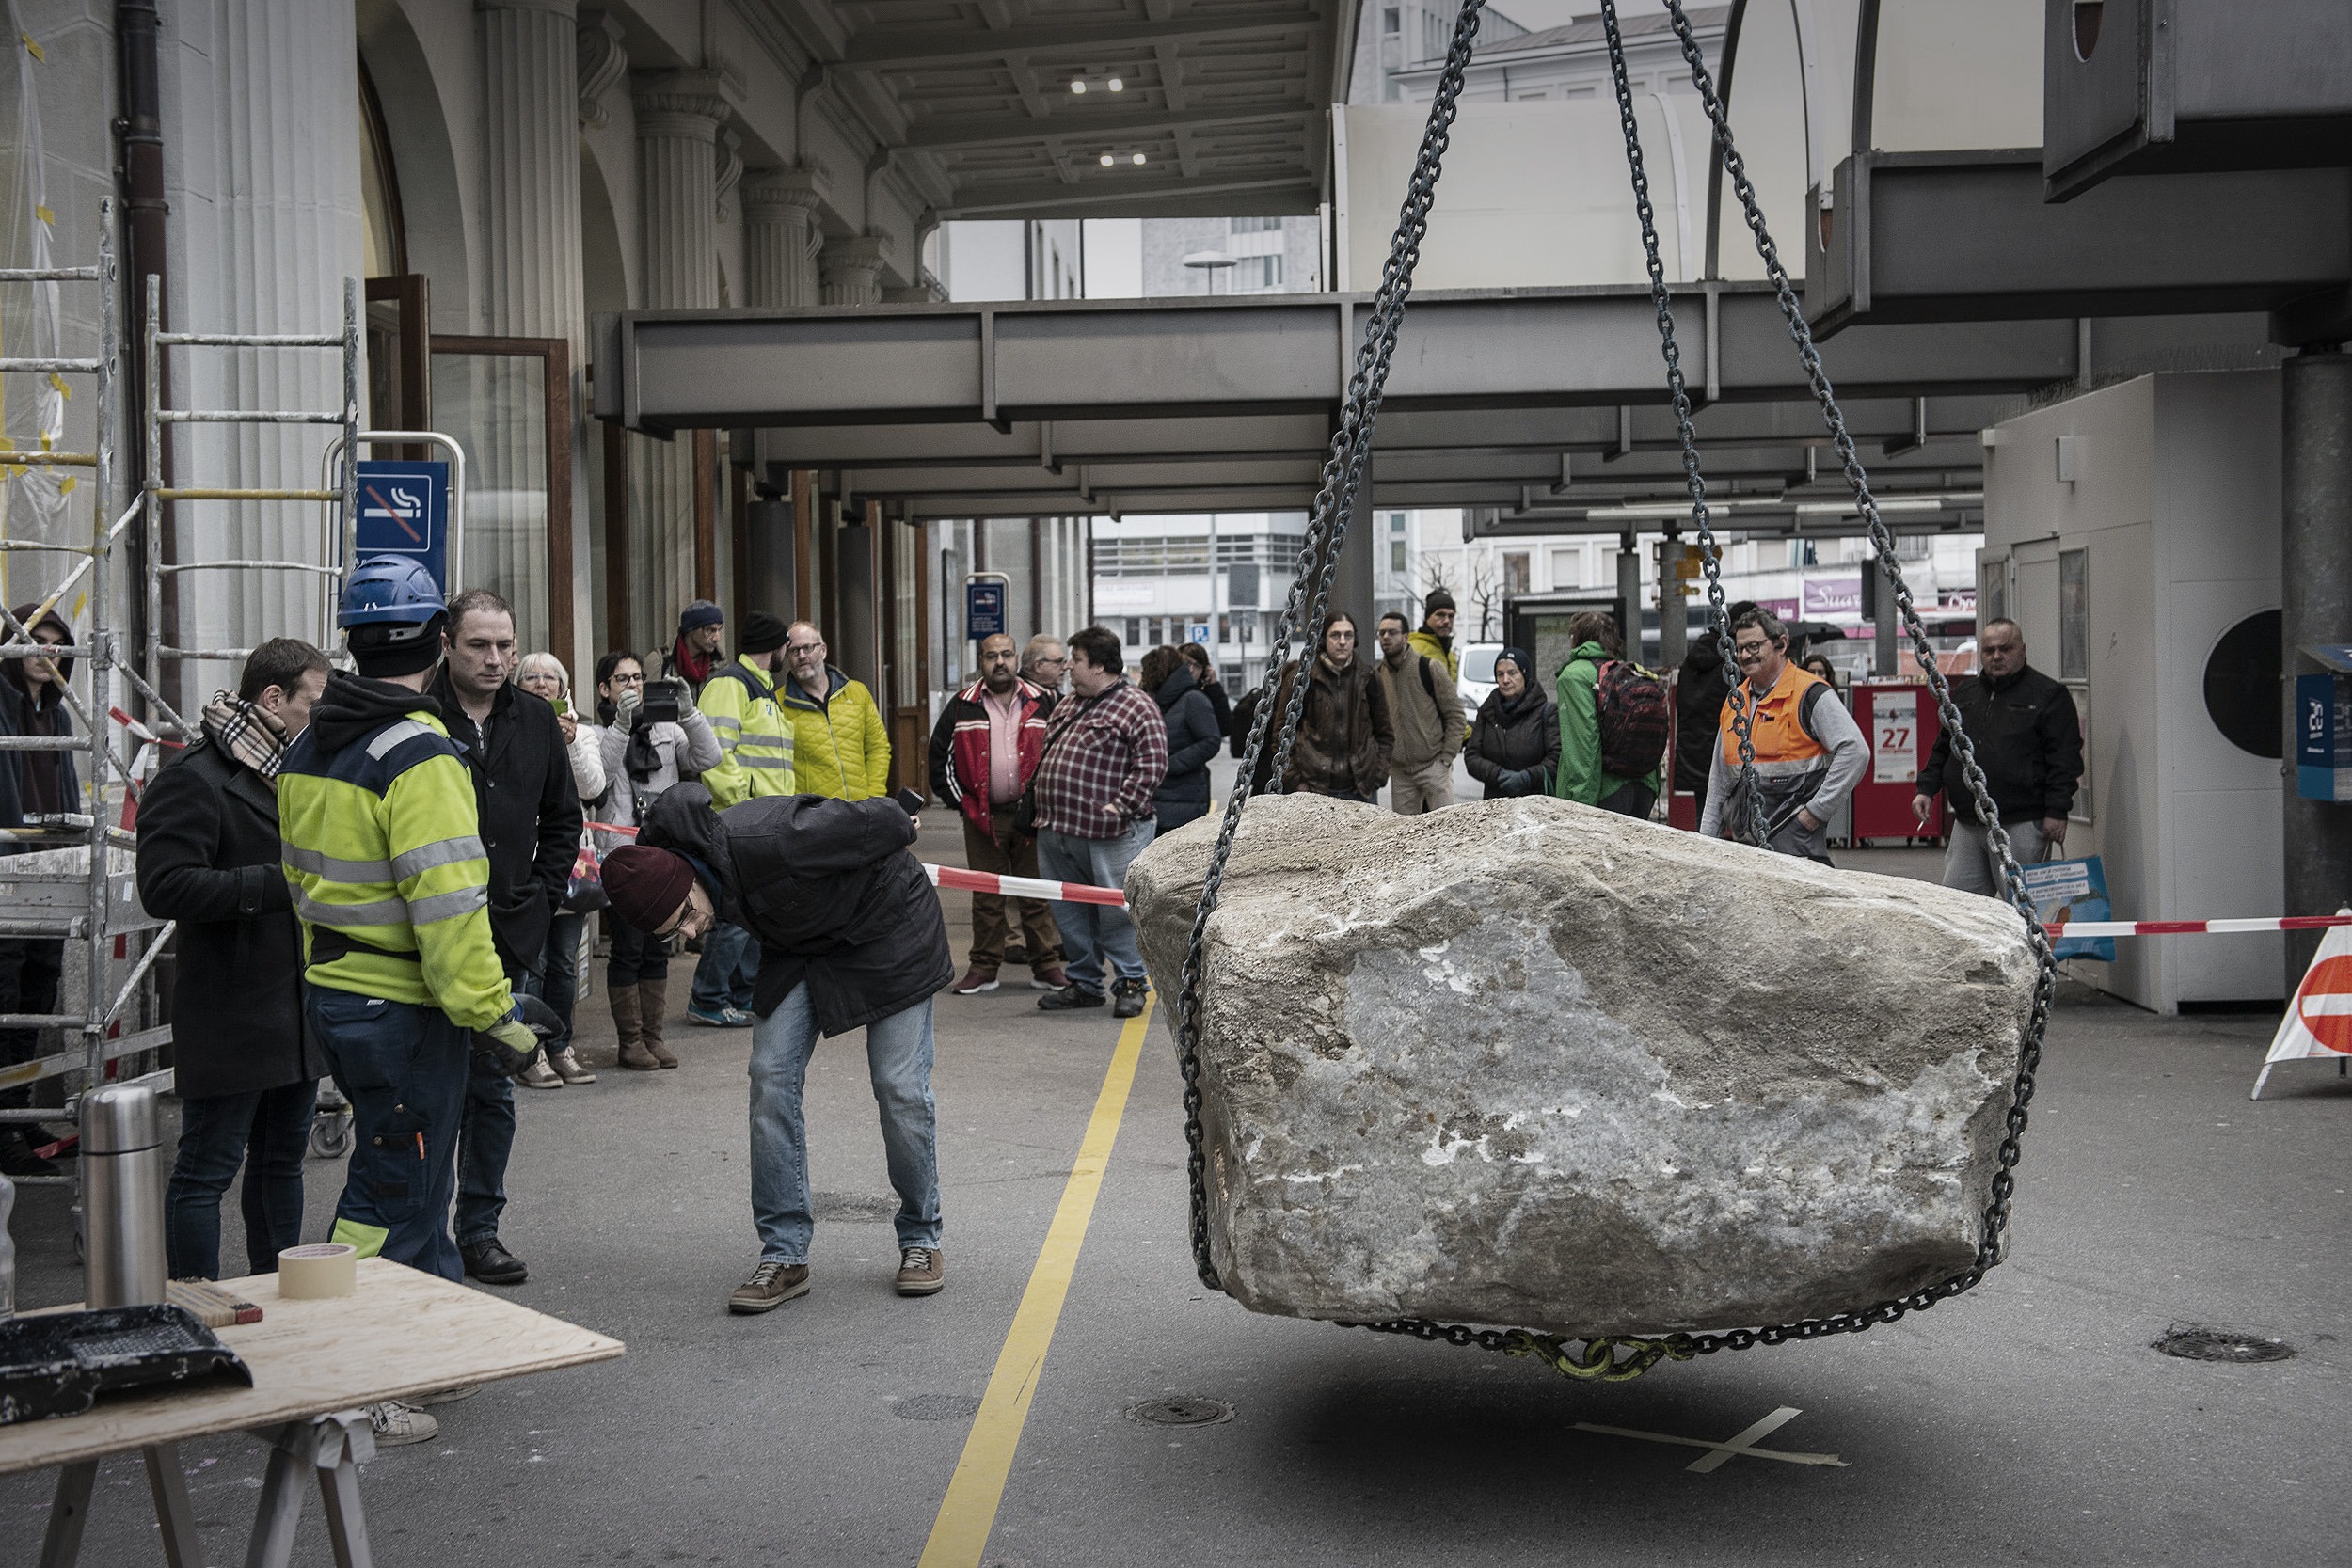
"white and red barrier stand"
2251,911,2352,1100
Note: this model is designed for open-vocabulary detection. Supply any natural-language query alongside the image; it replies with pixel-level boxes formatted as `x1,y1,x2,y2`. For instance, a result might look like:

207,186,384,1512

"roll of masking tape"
278,1243,358,1299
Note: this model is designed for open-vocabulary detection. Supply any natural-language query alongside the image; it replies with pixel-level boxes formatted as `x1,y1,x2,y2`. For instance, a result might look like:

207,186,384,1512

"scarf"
670,634,713,689
201,690,292,784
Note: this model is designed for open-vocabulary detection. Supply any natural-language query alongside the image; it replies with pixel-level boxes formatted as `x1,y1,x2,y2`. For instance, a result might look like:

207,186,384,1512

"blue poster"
354,460,452,593
966,578,1006,641
2018,854,2116,962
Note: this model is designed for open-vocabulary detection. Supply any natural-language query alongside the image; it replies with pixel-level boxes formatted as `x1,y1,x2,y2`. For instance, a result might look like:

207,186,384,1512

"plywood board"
0,1259,624,1474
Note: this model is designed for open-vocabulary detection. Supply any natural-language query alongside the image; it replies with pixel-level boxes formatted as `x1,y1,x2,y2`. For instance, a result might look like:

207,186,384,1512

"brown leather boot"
638,977,678,1068
610,984,658,1072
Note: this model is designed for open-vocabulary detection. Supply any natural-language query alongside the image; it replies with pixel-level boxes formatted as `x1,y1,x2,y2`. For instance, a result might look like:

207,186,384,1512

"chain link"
1172,0,2055,1382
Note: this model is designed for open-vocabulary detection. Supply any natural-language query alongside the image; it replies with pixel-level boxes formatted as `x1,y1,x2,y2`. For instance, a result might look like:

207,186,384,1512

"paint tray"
0,1303,252,1425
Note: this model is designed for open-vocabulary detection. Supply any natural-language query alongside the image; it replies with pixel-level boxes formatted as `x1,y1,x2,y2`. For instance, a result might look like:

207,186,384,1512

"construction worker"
278,556,551,1286
687,610,796,1026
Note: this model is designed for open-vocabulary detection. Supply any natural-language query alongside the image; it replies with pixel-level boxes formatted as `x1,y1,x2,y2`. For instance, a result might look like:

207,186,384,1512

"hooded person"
601,781,954,1316
1463,646,1559,800
0,604,76,1176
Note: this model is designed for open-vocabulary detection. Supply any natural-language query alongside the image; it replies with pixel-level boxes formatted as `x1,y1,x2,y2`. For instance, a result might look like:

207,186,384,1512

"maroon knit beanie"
602,846,696,933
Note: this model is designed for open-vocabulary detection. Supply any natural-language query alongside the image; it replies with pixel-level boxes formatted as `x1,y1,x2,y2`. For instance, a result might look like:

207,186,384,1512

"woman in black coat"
1142,645,1221,835
1464,647,1561,800
135,640,332,1279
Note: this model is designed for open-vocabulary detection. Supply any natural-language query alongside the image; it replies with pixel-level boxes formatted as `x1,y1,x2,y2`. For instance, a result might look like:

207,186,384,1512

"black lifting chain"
1175,0,2058,1384
1172,0,1490,1297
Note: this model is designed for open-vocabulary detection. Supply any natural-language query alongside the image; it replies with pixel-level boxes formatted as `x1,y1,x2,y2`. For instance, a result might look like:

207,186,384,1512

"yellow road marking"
919,996,1153,1568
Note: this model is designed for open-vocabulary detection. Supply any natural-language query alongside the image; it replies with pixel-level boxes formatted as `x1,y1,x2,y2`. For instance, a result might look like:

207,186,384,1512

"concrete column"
630,71,731,648
477,0,585,668
2282,348,2352,982
819,234,891,306
742,168,827,308
169,0,365,707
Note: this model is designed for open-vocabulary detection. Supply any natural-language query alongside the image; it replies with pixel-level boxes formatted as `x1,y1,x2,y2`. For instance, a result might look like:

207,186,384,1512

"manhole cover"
2153,1325,2294,1363
1127,1397,1233,1427
896,1393,982,1421
812,1191,898,1223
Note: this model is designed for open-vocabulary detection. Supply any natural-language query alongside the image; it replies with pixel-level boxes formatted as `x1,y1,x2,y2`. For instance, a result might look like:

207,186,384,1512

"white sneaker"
367,1401,439,1446
516,1054,564,1090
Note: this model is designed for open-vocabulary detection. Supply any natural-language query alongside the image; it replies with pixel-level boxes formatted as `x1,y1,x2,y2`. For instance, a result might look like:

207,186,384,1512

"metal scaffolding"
0,196,360,1249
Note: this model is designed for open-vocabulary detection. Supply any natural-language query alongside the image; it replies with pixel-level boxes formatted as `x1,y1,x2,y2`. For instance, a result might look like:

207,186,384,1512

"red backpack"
1594,658,1671,777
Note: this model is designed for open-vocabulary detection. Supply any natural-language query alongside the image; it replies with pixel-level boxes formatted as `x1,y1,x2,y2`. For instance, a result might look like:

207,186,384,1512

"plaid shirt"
1032,678,1168,839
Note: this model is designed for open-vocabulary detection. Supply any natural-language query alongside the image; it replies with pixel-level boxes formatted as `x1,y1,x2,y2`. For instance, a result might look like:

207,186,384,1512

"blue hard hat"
338,554,444,629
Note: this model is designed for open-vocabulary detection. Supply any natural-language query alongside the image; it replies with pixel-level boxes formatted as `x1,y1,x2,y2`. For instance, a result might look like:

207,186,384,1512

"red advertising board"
1850,681,1945,844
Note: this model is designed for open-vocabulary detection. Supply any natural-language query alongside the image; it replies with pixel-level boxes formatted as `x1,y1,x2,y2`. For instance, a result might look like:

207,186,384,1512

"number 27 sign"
1872,687,1918,784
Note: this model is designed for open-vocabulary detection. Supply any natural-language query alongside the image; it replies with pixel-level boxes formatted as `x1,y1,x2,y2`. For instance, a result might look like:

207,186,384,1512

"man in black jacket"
1913,617,2084,895
137,638,332,1278
602,783,953,1316
426,590,583,1286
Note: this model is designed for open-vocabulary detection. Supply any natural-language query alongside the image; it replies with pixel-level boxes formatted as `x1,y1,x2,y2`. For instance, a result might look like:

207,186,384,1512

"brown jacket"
1377,642,1465,773
1276,654,1394,799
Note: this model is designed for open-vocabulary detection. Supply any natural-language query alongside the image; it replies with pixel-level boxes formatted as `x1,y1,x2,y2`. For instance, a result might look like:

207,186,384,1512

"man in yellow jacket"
278,558,547,1288
687,610,797,1026
778,620,892,800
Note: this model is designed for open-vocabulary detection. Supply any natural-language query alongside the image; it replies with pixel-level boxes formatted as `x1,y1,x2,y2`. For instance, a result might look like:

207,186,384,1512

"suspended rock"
1126,795,2037,1337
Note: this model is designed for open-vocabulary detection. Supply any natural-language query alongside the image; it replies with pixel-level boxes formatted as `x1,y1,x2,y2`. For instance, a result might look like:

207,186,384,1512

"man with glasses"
778,622,892,801
598,781,952,1314
1022,635,1069,696
1697,608,1868,863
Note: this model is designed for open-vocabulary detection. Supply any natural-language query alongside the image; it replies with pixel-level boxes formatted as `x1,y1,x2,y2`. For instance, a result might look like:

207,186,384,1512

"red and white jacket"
925,676,1057,831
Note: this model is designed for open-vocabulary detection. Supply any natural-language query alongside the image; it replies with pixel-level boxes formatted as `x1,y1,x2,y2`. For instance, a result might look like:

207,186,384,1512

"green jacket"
778,667,893,800
699,657,798,807
1552,641,1661,807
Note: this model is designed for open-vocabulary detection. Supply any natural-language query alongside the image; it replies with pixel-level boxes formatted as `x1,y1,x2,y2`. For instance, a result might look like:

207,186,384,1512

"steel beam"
1807,150,2352,337
595,286,2081,435
837,9,1323,70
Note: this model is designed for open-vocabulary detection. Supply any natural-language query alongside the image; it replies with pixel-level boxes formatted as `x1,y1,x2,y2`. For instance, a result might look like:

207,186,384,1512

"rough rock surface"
1126,795,2037,1336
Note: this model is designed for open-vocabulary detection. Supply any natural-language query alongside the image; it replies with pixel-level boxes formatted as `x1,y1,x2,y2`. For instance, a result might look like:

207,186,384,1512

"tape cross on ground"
1573,1406,1849,1472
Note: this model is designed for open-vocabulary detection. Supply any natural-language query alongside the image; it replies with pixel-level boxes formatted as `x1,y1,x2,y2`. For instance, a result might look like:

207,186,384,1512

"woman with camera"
588,653,722,1070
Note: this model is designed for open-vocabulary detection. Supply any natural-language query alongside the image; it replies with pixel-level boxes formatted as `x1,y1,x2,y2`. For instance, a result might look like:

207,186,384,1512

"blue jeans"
749,985,940,1264
539,911,586,1050
690,921,757,1014
1036,820,1156,993
306,987,470,1282
164,1079,318,1280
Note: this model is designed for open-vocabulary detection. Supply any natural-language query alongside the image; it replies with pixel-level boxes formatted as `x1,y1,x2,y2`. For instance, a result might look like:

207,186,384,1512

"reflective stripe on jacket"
778,667,893,801
277,710,514,1031
699,658,798,807
1705,662,1867,839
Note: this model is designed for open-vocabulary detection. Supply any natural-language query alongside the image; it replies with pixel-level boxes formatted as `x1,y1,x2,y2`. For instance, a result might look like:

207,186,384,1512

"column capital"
632,68,739,138
576,8,627,128
742,165,831,217
822,232,893,271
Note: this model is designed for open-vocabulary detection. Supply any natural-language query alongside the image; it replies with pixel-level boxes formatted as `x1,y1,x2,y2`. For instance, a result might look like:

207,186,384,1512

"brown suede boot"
610,984,658,1072
638,977,678,1068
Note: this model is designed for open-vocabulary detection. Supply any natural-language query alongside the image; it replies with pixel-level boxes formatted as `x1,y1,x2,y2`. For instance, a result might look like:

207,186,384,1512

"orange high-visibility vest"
1719,661,1831,769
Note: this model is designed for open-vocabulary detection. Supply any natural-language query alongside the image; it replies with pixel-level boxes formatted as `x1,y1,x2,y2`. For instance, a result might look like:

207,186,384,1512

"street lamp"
1181,249,1235,295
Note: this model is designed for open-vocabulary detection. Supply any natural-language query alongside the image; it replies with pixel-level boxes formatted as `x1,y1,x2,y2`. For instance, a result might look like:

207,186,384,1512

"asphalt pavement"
0,823,2344,1566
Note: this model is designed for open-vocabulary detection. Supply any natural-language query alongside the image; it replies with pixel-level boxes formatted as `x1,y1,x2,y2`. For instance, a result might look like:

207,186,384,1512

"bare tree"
1467,557,1502,641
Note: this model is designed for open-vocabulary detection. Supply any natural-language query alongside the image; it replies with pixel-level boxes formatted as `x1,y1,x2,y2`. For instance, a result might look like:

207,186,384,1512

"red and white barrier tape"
2044,914,2352,938
926,863,1128,909
589,821,1131,909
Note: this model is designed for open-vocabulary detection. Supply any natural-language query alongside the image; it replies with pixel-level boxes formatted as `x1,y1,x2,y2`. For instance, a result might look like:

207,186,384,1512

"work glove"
475,994,565,1077
675,681,699,721
615,686,643,728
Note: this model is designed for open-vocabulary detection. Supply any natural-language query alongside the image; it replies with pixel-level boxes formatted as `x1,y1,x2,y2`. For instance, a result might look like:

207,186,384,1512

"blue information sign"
966,578,1007,641
354,460,452,593
2297,671,2352,802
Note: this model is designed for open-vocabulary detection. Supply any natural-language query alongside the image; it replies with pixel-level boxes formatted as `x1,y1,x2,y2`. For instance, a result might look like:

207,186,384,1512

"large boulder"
1125,795,2037,1337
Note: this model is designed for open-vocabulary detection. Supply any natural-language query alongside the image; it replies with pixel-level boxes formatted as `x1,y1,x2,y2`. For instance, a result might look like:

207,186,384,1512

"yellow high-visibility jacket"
276,684,514,1031
698,657,798,807
777,668,892,800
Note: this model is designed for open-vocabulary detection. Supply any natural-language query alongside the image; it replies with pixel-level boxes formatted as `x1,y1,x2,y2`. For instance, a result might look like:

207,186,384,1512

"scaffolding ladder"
0,198,167,1223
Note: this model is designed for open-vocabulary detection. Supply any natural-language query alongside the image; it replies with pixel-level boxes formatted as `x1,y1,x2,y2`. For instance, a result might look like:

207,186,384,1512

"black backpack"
1594,658,1671,777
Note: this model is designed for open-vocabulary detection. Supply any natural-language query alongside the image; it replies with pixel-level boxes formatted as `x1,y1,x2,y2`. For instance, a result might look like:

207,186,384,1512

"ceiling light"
1107,76,1123,91
1070,79,1086,93
1100,152,1115,166
1131,152,1146,165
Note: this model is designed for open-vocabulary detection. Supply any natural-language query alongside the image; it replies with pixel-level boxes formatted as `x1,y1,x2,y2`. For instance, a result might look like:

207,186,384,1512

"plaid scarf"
201,690,291,784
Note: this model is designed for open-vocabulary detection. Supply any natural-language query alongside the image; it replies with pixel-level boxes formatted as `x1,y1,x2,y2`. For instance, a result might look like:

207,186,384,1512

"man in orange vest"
1697,608,1868,862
